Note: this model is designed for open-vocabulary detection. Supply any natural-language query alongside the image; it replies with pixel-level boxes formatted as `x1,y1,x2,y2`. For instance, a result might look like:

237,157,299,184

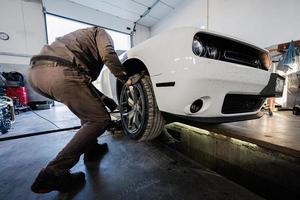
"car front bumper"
152,57,284,119
162,111,264,124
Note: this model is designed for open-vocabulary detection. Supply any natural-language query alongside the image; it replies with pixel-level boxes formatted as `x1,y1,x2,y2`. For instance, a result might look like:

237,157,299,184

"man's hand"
126,73,142,86
102,96,118,112
126,79,133,86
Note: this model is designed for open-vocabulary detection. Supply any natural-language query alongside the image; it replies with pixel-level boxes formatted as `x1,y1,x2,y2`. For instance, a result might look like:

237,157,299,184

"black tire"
119,75,165,141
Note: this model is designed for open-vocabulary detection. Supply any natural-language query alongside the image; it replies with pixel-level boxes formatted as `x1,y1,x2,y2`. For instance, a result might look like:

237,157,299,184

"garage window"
45,14,131,50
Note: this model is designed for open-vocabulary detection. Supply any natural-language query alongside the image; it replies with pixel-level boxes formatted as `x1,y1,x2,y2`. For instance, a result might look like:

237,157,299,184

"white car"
99,27,284,141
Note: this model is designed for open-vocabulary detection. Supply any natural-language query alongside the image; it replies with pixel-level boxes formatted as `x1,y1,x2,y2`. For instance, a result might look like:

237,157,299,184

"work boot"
31,169,85,193
83,143,108,163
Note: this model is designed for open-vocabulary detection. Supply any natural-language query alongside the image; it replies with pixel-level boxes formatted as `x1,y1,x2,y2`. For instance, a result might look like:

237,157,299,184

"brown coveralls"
28,27,127,175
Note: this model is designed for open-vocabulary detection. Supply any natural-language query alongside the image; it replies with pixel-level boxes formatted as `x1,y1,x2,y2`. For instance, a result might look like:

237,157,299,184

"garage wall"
151,0,208,36
208,0,300,47
132,24,150,46
0,0,48,101
0,0,46,65
151,0,300,48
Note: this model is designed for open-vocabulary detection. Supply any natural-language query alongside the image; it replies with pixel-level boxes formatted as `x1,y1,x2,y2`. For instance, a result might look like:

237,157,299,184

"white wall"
208,0,300,47
0,0,48,101
151,0,300,48
132,24,150,46
0,0,46,65
151,0,207,36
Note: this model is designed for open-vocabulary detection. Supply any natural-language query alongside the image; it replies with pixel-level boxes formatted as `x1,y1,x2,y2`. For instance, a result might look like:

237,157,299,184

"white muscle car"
99,27,284,141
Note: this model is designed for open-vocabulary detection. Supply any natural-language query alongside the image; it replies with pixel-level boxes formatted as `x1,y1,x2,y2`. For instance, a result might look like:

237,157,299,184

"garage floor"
0,106,298,199
0,103,79,139
0,131,263,200
2,102,299,159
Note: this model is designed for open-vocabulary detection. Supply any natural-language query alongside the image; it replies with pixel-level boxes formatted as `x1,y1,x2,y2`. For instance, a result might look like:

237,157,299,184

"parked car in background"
99,27,285,141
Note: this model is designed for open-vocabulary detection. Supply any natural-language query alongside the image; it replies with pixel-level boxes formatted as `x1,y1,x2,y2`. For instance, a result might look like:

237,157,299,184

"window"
46,14,131,50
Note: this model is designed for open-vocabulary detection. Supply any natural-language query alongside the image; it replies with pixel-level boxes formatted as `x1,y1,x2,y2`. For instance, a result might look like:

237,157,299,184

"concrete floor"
0,103,80,139
0,131,263,200
2,103,299,159
0,105,298,199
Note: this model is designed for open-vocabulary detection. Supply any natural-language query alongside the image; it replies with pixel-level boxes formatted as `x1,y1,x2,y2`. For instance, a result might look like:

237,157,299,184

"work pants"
28,64,110,175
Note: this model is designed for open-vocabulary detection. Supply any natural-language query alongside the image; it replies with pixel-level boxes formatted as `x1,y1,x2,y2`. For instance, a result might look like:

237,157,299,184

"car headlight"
192,40,206,57
207,46,220,59
192,39,221,60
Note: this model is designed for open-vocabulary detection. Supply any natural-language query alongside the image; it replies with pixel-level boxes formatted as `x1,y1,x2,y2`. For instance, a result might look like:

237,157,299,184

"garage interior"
0,0,299,200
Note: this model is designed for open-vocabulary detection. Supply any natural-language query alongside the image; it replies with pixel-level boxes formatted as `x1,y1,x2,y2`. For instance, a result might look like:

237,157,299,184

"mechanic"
28,27,130,193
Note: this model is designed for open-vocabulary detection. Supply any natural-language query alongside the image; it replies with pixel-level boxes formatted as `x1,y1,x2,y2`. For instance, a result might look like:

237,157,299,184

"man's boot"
83,143,108,163
31,169,85,193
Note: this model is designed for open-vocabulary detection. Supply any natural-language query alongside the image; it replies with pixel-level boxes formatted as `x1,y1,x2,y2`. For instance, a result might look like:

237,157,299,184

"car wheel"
119,75,165,141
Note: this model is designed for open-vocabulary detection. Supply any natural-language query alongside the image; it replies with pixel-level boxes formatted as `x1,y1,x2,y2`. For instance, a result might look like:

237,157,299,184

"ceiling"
67,0,184,27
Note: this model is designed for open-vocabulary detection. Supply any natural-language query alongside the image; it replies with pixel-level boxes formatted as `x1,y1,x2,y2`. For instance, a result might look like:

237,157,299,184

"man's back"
36,27,118,81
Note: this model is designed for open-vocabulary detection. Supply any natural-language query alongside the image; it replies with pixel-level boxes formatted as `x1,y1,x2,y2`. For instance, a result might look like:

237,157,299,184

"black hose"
0,126,80,142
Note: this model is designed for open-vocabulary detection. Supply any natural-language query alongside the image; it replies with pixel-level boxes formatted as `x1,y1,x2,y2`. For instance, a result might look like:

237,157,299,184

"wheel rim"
120,84,145,135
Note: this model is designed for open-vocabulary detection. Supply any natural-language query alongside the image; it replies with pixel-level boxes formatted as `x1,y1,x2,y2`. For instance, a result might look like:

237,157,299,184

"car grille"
222,94,265,114
223,50,261,68
194,32,269,70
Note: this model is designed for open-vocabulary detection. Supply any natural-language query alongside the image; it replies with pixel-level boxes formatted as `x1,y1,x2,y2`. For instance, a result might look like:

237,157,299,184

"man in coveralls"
29,27,128,193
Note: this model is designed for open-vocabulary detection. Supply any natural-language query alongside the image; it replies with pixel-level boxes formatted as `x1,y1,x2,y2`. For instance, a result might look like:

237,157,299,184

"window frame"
44,13,132,47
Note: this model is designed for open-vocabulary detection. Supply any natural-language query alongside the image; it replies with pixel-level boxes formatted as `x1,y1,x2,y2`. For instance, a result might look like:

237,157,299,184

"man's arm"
95,28,127,81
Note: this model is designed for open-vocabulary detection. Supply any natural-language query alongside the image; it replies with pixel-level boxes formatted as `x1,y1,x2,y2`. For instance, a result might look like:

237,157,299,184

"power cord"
3,88,61,129
4,85,121,130
27,105,61,129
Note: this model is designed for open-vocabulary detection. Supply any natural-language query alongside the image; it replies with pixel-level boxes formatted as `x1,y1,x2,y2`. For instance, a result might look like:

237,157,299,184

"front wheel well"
123,58,150,77
116,58,150,100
